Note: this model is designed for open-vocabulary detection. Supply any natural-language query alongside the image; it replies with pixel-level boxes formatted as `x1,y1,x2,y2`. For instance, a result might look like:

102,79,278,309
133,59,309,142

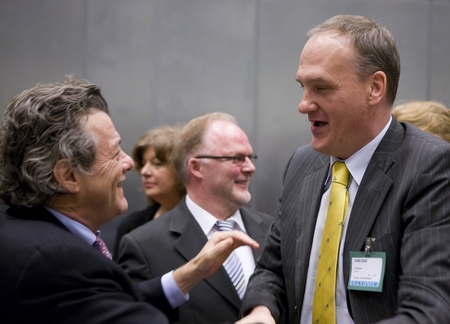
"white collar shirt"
185,194,256,284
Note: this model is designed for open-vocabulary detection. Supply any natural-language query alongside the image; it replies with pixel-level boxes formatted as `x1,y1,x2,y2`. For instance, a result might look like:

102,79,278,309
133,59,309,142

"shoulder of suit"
402,122,450,149
240,206,273,222
126,207,175,240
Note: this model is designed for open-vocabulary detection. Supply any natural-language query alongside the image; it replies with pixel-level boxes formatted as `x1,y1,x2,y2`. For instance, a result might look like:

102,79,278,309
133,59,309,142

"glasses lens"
232,154,245,164
232,154,257,164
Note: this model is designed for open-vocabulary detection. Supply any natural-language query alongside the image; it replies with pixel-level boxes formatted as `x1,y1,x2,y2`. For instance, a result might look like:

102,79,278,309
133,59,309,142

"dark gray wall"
1,0,449,248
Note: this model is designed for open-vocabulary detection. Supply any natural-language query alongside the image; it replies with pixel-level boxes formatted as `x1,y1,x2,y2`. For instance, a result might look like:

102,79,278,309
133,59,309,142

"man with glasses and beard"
118,112,272,324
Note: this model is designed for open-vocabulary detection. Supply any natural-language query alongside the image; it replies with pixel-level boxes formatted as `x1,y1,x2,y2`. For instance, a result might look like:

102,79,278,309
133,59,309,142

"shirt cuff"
161,270,190,309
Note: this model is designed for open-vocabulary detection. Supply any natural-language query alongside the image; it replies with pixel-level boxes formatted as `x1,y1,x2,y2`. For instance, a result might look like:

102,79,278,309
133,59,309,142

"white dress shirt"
185,194,256,284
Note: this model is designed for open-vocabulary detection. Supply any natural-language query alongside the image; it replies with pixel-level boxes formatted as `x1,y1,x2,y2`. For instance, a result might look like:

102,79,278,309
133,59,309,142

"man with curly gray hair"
0,76,259,324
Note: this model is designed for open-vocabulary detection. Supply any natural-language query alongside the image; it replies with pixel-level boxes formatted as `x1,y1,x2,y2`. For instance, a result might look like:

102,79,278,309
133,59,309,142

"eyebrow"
296,76,326,84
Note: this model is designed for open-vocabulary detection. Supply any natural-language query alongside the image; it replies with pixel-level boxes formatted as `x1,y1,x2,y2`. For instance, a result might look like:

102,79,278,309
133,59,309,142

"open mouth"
313,121,328,127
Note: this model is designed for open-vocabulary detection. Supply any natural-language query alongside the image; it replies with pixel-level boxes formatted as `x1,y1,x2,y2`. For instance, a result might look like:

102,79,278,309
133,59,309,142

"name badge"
348,251,386,292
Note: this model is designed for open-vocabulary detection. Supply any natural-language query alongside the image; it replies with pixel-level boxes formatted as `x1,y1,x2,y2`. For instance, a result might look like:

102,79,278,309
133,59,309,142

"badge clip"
364,237,376,256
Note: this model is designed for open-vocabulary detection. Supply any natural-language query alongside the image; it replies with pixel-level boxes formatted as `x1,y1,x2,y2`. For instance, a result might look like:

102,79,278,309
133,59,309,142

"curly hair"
0,76,109,207
308,15,400,105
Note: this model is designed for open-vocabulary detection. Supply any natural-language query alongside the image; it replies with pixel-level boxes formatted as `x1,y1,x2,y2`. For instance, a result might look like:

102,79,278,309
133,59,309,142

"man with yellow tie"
238,15,450,324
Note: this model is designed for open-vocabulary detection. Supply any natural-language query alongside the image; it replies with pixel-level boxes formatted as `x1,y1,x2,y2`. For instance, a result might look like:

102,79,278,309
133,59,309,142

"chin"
236,193,251,206
117,201,129,216
311,142,329,155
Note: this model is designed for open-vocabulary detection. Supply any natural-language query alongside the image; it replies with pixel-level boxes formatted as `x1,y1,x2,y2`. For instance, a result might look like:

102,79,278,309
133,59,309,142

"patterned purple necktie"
92,233,112,260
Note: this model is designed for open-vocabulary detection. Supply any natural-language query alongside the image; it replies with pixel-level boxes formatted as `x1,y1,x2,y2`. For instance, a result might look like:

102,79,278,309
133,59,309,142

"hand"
173,231,259,294
235,306,275,324
193,230,259,277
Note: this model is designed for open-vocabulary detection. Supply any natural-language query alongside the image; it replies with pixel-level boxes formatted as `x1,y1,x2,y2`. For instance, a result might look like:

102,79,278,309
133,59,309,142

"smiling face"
140,146,182,207
77,111,134,228
193,120,256,215
296,32,379,159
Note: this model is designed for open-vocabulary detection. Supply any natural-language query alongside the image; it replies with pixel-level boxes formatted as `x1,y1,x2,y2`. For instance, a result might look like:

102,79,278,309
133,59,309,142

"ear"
186,157,204,180
53,159,80,193
368,71,387,105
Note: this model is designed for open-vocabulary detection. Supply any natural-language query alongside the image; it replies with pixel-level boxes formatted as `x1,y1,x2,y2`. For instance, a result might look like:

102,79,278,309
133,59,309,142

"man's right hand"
173,231,259,294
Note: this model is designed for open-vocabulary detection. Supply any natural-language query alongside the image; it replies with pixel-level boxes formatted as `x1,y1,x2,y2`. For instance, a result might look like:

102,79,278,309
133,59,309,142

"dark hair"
308,15,400,105
132,125,186,203
0,76,109,207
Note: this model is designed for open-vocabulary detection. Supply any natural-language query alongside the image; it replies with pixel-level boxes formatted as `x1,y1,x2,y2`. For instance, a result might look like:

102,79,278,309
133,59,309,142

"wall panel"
0,0,447,249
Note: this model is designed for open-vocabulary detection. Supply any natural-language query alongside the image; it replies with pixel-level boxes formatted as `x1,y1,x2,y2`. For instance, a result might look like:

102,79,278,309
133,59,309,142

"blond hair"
392,100,450,143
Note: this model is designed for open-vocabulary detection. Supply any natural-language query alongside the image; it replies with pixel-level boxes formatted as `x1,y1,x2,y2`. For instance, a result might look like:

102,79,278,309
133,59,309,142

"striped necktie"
214,220,246,299
312,161,350,323
92,232,112,260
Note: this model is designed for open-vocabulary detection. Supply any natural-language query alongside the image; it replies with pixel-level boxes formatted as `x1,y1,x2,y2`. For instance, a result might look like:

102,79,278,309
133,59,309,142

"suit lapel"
170,199,241,308
343,119,404,278
293,155,329,305
240,208,268,260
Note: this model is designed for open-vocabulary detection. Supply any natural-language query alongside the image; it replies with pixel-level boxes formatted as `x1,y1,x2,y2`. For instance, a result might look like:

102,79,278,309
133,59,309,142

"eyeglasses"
195,153,257,165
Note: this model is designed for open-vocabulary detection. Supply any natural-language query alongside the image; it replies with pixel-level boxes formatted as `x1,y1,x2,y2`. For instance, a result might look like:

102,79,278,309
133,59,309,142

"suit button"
295,305,298,313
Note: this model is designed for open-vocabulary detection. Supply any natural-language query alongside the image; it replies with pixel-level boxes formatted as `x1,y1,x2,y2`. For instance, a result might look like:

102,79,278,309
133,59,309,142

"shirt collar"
328,116,392,186
45,207,97,245
185,195,246,235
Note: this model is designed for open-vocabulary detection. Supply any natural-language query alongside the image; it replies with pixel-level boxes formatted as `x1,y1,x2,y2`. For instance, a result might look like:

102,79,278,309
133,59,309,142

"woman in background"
113,125,186,260
392,100,450,143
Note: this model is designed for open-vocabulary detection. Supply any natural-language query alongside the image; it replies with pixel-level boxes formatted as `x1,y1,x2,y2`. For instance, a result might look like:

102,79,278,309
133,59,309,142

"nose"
298,88,316,115
123,152,134,172
140,161,152,175
242,157,256,174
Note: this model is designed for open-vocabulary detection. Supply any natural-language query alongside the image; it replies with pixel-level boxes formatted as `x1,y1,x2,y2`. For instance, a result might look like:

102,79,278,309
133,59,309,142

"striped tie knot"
215,219,236,232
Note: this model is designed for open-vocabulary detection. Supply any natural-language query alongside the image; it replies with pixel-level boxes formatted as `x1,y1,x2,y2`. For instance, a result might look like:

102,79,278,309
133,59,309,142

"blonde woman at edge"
392,100,450,143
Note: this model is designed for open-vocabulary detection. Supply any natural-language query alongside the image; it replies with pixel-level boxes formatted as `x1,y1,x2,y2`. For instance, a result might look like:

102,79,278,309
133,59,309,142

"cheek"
228,168,242,179
157,169,172,181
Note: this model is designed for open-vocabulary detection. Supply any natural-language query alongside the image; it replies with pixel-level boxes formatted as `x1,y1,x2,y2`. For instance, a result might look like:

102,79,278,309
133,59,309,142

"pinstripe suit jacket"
241,119,450,323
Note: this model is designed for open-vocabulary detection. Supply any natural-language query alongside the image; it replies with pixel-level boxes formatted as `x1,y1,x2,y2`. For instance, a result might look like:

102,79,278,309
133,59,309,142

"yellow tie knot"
332,161,349,187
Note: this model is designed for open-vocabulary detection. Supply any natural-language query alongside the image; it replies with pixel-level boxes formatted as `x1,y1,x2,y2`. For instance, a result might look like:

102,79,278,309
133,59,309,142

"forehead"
297,33,355,81
205,120,252,152
85,111,121,150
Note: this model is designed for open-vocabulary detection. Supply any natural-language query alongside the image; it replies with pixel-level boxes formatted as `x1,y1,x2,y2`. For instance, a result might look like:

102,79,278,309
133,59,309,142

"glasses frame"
195,153,257,165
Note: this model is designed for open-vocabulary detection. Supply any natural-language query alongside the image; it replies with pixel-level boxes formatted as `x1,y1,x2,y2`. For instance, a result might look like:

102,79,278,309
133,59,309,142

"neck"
187,192,238,220
47,195,98,232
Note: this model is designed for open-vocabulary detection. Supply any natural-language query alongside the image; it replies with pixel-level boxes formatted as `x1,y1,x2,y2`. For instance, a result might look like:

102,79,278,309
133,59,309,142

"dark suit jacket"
241,119,450,323
118,198,273,324
113,203,160,260
0,203,7,214
0,206,172,324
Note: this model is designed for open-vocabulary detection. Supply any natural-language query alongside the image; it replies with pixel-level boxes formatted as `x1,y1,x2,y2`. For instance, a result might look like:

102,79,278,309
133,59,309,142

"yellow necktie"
312,161,349,324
